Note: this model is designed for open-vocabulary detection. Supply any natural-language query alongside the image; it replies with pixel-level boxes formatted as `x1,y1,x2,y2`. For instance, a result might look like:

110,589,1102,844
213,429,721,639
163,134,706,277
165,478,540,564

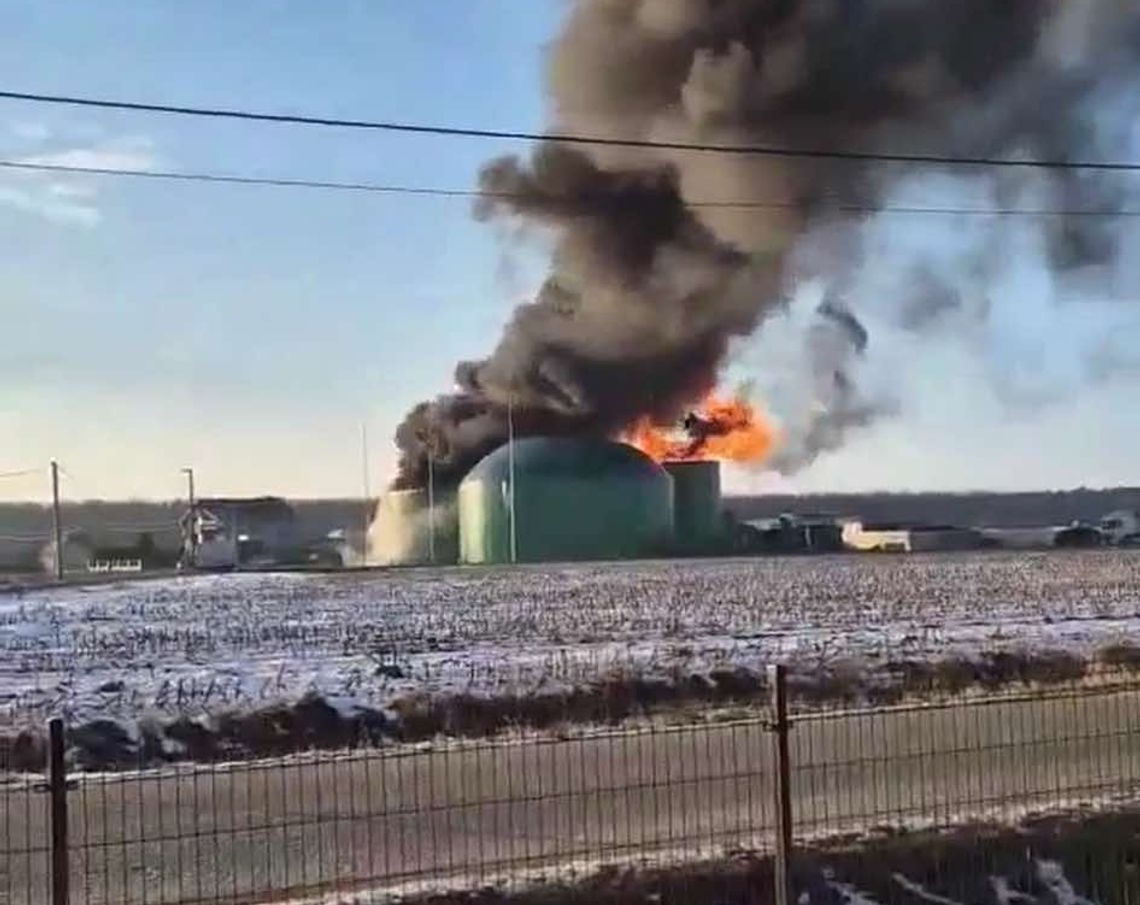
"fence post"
768,664,793,905
48,717,69,905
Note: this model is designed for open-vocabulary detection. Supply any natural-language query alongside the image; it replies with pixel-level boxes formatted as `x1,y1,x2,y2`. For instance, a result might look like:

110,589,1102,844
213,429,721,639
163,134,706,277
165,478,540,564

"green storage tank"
664,461,723,550
459,438,674,564
368,488,459,566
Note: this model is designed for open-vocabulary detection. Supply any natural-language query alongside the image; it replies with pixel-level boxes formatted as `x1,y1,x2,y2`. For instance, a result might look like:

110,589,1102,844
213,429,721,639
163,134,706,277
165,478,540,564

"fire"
626,394,775,464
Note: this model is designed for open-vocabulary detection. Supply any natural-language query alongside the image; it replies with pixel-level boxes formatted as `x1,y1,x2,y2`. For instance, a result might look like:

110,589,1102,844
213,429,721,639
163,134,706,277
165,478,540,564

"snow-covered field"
2,551,1139,733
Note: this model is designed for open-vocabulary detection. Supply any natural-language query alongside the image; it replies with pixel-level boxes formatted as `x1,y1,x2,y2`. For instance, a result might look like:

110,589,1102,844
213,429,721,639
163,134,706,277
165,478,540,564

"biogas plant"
369,436,727,566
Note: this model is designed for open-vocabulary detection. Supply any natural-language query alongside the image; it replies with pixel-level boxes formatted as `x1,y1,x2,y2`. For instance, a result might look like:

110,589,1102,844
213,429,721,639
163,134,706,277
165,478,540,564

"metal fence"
4,666,1140,905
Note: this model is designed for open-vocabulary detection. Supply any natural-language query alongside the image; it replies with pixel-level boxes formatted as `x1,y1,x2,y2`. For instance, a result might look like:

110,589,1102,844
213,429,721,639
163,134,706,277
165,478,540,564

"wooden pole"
181,467,197,566
182,466,196,510
50,460,64,581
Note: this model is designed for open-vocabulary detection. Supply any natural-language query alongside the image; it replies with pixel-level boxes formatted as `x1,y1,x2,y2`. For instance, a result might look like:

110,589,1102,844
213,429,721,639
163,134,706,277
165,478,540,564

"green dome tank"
458,438,674,564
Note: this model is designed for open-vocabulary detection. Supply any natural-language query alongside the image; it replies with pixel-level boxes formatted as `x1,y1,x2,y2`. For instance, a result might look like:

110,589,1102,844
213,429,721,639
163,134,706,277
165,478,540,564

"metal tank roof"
458,437,674,564
464,436,670,483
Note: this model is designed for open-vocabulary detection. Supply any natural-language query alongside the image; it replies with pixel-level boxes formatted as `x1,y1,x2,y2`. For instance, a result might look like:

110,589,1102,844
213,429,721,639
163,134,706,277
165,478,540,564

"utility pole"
181,467,195,509
180,467,197,568
50,460,63,581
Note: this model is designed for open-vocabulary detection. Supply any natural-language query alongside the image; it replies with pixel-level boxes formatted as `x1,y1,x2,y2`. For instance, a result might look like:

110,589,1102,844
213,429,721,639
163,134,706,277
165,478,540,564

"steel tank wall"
459,438,674,564
368,488,458,566
664,460,723,550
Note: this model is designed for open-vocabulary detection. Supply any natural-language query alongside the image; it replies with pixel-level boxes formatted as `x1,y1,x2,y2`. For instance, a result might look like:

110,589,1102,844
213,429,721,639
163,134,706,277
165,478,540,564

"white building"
180,497,297,569
842,521,913,552
842,522,981,553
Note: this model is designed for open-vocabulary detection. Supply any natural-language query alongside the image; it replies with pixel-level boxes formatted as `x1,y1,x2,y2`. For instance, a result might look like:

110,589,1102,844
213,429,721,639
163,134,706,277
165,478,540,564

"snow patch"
3,554,1138,733
1035,860,1101,905
891,873,965,905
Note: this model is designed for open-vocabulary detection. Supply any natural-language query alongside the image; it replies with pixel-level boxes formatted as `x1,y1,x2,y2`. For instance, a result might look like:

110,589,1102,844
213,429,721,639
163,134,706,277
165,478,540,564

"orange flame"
626,394,775,464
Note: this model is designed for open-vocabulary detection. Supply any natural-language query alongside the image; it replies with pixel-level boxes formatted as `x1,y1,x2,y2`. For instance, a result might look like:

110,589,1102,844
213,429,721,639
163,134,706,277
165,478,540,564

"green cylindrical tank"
664,461,723,551
459,438,674,564
368,488,458,566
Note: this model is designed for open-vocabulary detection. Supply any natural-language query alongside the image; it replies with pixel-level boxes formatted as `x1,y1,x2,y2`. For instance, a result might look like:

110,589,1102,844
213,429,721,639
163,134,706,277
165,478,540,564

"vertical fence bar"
48,717,69,905
768,665,793,905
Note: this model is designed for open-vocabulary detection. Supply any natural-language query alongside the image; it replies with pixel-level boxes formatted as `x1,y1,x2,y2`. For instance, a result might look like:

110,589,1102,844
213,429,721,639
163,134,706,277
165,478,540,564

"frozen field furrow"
2,551,1139,728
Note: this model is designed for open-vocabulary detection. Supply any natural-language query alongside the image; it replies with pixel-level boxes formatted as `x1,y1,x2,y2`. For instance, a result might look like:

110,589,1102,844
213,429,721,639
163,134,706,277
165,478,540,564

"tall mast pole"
507,395,517,564
427,444,436,564
361,423,371,566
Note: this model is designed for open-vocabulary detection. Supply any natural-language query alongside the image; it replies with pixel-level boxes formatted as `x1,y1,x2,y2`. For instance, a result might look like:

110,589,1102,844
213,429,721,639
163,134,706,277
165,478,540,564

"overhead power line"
0,467,41,480
3,159,1138,218
0,159,480,198
2,89,1140,172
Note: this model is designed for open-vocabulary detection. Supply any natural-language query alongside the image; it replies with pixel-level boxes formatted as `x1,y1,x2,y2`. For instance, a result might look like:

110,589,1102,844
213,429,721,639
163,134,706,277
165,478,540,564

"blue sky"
0,0,559,501
2,1,1138,502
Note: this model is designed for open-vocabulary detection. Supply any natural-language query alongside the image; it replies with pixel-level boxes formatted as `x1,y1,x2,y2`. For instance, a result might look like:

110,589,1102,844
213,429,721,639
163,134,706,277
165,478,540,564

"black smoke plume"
393,0,1140,488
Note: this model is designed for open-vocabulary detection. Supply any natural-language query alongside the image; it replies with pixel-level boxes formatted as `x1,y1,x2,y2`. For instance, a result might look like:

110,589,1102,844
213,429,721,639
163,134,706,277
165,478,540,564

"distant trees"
728,488,1140,529
2,489,1135,554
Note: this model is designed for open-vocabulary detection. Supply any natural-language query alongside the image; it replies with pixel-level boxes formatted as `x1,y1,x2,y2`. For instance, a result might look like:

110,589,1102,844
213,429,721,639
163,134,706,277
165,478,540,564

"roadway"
4,687,1138,905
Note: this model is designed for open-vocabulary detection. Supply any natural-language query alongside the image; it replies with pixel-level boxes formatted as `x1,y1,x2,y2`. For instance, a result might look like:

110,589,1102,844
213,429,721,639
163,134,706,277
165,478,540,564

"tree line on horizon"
1,488,1137,540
